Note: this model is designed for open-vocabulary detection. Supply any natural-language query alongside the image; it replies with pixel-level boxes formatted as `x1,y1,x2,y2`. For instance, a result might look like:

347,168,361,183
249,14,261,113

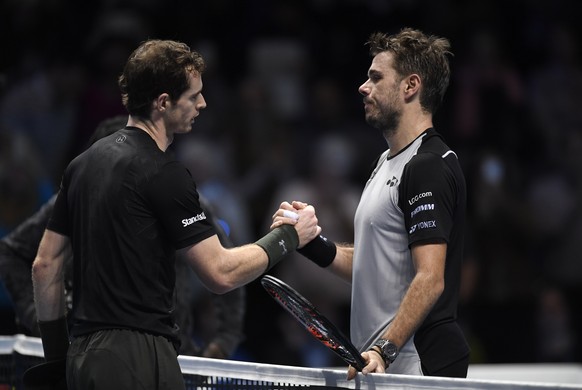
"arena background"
0,0,580,368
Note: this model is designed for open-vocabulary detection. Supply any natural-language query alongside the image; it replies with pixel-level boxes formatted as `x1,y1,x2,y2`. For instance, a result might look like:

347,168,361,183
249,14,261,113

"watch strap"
370,338,398,365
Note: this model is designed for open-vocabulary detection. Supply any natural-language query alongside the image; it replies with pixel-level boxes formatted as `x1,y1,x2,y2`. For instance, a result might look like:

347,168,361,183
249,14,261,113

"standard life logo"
182,212,207,227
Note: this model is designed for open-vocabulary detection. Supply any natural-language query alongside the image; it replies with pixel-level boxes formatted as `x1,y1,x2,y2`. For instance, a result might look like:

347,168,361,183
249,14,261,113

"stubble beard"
366,105,401,139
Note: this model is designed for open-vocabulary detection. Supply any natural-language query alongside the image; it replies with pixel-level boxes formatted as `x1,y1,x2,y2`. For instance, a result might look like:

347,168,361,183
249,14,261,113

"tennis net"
1,335,580,390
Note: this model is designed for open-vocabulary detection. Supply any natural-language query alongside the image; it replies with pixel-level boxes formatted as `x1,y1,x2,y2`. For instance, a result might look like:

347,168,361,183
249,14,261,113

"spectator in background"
527,24,582,161
67,10,151,161
535,287,577,362
450,28,527,172
0,132,53,238
0,55,86,185
524,25,582,347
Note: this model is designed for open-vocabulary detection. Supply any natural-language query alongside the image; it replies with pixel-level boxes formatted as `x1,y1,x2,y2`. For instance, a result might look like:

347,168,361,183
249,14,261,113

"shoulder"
417,129,454,157
411,130,460,170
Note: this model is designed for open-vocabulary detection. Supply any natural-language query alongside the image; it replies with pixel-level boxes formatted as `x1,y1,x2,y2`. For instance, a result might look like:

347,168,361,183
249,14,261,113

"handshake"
269,201,337,269
270,201,320,248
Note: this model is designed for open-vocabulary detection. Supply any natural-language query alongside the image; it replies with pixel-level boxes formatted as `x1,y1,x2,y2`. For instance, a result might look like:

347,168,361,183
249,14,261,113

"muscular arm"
352,242,446,377
383,242,446,348
180,236,269,294
32,230,70,321
180,205,321,294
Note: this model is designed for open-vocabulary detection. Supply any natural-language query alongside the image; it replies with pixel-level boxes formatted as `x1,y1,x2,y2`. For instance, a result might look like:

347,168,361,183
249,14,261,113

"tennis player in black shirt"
31,39,320,390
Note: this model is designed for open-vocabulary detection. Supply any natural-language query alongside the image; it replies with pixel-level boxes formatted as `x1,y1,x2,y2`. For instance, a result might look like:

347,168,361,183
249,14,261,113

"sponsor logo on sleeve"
410,203,435,218
409,220,437,234
408,191,432,206
182,212,207,227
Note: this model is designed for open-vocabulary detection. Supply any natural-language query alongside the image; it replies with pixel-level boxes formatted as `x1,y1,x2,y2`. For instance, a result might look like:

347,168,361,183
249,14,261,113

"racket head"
261,275,366,371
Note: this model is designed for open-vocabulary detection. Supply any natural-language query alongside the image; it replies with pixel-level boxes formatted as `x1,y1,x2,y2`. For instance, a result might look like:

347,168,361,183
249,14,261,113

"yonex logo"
182,212,207,227
386,176,399,187
409,220,436,234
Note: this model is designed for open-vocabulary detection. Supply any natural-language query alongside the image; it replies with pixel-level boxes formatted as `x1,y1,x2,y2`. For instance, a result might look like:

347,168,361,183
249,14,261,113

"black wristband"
297,235,336,267
38,317,70,361
255,224,299,270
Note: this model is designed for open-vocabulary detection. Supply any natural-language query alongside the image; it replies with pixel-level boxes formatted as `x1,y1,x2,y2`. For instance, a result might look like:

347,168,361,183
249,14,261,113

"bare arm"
326,244,353,283
349,242,446,378
179,236,268,294
32,230,70,321
180,204,321,294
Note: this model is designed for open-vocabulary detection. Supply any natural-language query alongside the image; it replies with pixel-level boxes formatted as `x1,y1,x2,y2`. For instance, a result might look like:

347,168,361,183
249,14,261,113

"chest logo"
386,176,399,187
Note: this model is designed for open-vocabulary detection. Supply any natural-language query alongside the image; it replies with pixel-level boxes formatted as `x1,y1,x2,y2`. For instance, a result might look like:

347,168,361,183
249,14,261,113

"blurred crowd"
0,0,581,366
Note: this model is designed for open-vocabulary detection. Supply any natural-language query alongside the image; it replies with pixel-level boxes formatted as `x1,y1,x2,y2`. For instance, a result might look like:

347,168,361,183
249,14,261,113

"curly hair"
367,28,453,114
118,39,206,118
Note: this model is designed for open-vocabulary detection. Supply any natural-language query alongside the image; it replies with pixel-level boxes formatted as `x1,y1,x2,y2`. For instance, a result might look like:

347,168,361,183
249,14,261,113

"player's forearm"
209,244,270,294
382,270,444,348
328,244,354,283
32,259,67,321
31,230,70,321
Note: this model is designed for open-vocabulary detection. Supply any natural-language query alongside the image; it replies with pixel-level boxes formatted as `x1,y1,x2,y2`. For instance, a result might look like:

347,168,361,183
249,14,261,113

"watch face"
384,342,398,357
377,339,398,362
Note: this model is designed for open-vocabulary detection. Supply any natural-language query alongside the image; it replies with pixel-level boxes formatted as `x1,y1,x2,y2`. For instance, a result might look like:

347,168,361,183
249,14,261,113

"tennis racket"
261,275,366,371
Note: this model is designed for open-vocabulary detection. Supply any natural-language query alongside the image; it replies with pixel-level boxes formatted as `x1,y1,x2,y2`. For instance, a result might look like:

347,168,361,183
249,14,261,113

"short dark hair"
367,28,452,114
118,39,205,118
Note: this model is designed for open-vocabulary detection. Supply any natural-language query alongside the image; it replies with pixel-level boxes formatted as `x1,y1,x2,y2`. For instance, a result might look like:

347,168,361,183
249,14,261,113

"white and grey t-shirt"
351,128,469,375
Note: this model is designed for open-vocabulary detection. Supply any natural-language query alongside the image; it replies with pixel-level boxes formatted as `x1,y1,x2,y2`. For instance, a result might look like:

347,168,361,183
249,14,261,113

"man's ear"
154,93,170,112
403,74,421,100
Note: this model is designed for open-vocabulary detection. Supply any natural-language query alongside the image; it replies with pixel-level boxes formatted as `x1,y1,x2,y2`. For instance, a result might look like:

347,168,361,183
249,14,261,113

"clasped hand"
271,201,321,248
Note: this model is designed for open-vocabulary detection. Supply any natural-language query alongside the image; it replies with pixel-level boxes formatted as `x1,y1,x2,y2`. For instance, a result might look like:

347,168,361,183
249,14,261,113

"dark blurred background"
1,0,581,367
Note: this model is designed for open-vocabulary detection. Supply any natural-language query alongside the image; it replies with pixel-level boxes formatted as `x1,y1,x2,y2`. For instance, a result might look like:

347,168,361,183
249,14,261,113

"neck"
385,113,433,156
127,116,172,151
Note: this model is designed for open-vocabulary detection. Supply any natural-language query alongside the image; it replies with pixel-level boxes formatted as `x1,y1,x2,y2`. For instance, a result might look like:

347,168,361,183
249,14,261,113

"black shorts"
66,329,185,390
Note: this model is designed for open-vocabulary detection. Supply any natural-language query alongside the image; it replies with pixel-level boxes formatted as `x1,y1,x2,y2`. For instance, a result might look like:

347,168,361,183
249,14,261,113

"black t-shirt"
49,127,216,344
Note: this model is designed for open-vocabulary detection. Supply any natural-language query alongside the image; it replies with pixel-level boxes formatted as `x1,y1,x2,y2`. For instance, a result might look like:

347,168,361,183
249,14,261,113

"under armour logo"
279,240,288,255
386,176,399,187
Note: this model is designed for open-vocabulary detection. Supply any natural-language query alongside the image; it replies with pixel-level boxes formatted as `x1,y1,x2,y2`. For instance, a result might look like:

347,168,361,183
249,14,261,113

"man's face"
166,71,207,135
358,52,402,134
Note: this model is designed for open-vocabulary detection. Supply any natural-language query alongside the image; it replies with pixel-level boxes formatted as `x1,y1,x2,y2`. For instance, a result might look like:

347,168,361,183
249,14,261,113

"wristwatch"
371,338,399,365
